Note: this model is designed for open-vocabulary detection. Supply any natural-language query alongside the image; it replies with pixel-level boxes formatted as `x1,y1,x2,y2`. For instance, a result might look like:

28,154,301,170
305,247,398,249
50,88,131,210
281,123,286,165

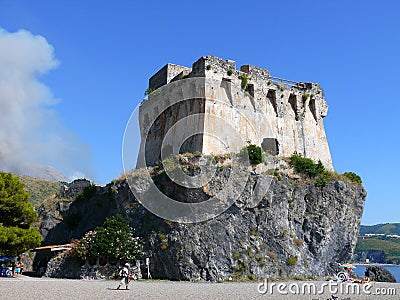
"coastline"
353,263,400,267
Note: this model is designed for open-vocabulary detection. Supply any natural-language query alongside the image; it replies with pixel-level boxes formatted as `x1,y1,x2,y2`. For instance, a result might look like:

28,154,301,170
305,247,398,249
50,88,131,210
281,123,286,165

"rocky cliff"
37,157,366,281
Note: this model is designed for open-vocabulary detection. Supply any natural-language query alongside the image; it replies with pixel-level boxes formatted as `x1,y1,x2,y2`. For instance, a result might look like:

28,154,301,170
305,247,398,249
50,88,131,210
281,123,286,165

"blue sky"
0,0,399,225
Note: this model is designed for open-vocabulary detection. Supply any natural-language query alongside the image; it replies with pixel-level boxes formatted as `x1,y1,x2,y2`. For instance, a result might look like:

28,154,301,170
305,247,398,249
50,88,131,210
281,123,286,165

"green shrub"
315,171,331,187
144,88,154,96
67,214,143,261
302,94,310,101
343,172,362,184
239,74,248,89
227,69,233,76
241,144,263,165
289,153,325,177
247,274,256,280
206,64,211,70
286,256,298,266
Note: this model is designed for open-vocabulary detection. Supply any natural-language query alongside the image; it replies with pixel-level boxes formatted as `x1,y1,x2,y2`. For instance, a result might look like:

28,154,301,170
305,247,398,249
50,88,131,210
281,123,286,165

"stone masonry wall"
139,55,333,169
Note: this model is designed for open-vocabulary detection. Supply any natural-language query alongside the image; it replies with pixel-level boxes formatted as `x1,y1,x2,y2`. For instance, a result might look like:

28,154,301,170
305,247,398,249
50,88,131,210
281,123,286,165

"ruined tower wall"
138,56,333,169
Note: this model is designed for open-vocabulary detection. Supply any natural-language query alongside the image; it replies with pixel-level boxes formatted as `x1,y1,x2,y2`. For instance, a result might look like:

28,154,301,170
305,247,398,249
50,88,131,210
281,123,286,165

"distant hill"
360,223,400,236
1,163,68,182
355,236,400,264
18,175,64,208
355,223,400,264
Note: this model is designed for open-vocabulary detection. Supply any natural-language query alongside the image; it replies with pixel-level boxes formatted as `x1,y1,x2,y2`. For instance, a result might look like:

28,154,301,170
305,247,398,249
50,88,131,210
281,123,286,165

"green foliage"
161,156,179,172
227,69,233,76
289,153,325,177
0,172,37,228
315,171,332,187
206,64,211,70
286,256,298,266
68,214,142,262
247,273,256,280
18,175,62,208
144,88,154,96
342,172,362,184
158,232,169,250
67,231,96,261
240,144,263,165
238,74,248,89
355,237,400,263
0,226,42,257
0,172,41,256
302,94,310,101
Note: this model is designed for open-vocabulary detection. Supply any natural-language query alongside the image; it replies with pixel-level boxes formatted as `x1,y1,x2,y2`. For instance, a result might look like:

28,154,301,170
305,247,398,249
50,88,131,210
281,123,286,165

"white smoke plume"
0,28,94,181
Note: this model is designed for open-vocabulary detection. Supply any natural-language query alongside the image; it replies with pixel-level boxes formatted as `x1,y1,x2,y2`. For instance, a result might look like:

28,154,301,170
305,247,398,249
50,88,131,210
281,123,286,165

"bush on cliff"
68,214,143,262
240,144,263,165
342,172,362,184
289,153,363,187
289,153,325,177
289,153,333,187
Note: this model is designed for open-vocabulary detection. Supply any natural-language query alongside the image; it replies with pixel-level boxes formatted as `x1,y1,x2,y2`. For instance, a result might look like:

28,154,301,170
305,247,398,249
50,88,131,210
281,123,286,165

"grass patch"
286,256,298,266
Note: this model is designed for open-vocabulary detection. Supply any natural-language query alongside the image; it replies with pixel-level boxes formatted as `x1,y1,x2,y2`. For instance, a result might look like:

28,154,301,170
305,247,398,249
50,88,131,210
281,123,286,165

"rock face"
58,179,92,199
124,174,365,281
365,266,396,283
36,160,366,281
44,253,142,280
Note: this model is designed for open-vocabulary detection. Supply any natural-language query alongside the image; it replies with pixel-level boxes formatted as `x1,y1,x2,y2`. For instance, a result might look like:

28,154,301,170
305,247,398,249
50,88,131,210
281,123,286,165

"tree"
240,144,263,165
68,214,142,262
0,172,41,256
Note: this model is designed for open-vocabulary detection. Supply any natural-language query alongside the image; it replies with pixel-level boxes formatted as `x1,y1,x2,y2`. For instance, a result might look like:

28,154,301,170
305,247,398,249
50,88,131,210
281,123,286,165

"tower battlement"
138,55,332,169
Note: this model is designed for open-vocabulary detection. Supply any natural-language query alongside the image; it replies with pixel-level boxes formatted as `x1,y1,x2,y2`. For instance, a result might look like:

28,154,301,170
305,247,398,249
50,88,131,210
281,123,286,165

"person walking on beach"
116,263,130,290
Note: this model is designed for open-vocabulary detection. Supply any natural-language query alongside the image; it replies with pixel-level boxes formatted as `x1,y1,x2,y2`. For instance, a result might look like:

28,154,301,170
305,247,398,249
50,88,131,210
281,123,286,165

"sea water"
354,265,400,282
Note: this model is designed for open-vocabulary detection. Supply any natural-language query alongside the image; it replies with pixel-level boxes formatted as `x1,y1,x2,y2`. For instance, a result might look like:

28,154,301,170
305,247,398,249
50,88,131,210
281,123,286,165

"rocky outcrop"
122,174,365,281
44,253,142,280
58,179,92,199
37,182,118,244
365,266,396,282
45,253,82,279
37,158,366,281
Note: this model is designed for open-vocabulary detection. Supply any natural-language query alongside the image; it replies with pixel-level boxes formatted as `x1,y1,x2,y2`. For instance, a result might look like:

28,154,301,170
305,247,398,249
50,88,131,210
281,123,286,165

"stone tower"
137,55,332,169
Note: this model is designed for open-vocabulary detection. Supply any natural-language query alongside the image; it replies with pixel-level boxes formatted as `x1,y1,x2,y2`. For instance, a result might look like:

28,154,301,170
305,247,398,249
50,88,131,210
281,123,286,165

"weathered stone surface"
58,179,92,199
138,55,332,169
365,266,397,282
44,253,142,280
126,174,365,281
36,159,365,281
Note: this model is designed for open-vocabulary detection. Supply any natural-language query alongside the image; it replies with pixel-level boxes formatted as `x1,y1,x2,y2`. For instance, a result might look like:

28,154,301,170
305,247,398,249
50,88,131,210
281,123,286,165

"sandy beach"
1,276,399,300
